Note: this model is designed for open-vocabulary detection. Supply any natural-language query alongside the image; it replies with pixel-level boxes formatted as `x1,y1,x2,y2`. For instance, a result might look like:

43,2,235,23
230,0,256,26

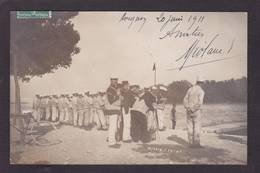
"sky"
10,12,247,101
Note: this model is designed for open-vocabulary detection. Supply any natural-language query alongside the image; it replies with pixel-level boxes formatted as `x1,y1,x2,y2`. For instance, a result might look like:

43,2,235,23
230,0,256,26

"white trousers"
64,108,69,122
73,109,78,126
45,107,51,120
187,113,201,146
157,109,165,130
59,110,65,122
51,106,58,121
122,109,131,141
96,109,107,129
78,110,84,127
108,114,118,145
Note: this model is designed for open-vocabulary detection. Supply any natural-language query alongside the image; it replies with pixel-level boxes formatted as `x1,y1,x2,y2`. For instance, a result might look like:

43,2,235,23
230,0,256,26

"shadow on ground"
132,135,230,164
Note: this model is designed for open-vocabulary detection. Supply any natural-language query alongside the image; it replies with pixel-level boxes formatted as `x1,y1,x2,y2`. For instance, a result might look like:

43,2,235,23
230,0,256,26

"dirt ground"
10,104,247,165
10,123,247,165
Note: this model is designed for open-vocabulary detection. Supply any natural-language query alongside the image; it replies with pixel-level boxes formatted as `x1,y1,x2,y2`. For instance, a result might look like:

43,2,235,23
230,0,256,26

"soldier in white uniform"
45,96,52,121
83,92,91,129
183,76,205,148
154,85,168,131
63,95,70,123
95,92,107,130
58,95,65,123
77,94,85,127
39,96,46,120
67,95,74,125
51,95,59,122
92,94,99,128
32,95,41,121
72,93,79,126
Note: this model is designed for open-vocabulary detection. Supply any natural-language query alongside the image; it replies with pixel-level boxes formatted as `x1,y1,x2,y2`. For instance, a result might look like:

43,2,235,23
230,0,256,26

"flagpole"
154,63,156,86
153,62,160,142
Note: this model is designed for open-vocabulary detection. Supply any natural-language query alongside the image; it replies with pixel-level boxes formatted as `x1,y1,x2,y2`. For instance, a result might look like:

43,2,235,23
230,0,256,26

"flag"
152,63,156,71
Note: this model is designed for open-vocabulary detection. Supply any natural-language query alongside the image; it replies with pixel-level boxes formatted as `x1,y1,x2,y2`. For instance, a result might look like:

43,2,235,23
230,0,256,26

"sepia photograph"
10,11,247,165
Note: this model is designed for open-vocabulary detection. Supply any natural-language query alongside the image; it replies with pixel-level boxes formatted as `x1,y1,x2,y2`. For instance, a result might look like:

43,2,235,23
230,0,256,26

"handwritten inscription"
156,12,183,31
118,12,236,71
159,22,204,39
119,12,147,32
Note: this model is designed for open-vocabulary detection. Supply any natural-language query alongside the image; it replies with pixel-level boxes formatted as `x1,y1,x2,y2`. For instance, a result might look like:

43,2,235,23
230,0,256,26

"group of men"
32,91,108,130
104,78,170,148
32,75,205,149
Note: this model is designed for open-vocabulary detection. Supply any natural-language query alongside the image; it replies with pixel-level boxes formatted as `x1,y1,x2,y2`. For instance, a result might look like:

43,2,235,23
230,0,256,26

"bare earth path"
11,124,247,165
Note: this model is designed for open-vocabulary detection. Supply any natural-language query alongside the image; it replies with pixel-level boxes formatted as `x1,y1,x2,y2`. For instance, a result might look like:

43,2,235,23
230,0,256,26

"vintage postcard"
10,11,247,164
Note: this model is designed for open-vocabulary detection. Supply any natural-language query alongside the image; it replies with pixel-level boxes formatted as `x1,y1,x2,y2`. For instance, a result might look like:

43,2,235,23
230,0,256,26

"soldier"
32,94,41,121
89,93,95,128
104,77,122,148
92,93,99,129
83,92,91,129
45,95,52,121
170,103,177,129
183,76,205,148
51,95,59,122
63,95,70,123
95,92,107,130
130,86,150,143
121,81,136,142
154,85,168,131
58,95,65,123
77,94,85,127
67,95,74,125
72,93,79,126
144,87,157,140
39,96,46,120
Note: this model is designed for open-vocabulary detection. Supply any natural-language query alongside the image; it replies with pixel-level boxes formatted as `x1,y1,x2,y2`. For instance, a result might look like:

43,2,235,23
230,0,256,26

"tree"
10,12,80,114
167,80,192,104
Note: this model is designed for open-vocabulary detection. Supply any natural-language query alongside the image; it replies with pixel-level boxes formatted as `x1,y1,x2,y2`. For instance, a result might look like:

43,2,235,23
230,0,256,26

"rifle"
153,91,160,141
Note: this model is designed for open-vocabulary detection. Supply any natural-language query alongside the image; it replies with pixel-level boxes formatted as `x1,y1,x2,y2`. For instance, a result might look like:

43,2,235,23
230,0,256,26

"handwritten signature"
175,34,234,71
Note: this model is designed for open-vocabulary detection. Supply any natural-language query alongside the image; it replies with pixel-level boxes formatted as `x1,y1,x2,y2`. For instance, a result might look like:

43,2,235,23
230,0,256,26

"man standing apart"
105,77,121,148
183,76,205,148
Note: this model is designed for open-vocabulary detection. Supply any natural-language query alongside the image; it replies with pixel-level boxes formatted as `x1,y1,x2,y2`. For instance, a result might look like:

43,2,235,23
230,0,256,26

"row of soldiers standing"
32,92,108,130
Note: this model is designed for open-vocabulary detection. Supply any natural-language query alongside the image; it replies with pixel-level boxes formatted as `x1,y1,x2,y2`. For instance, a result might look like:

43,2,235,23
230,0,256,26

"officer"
183,76,205,148
104,77,122,148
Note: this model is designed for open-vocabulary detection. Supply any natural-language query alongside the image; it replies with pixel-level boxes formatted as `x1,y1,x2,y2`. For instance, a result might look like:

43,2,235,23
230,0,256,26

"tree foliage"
166,80,192,104
166,77,247,104
10,11,80,81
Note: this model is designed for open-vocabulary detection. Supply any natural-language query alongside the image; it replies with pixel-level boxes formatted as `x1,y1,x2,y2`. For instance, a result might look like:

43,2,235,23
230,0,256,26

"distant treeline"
166,77,247,104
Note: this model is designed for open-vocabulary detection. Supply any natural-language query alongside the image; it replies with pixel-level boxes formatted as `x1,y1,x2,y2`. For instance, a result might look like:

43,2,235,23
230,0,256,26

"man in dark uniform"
120,81,136,142
104,78,122,148
141,87,158,141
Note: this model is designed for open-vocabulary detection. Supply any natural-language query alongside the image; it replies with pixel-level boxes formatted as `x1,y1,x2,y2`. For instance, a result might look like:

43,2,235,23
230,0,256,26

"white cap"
151,86,157,90
196,75,204,82
159,86,167,91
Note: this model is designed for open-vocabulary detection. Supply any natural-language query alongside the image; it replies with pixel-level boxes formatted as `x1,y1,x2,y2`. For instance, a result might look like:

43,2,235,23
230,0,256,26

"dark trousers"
130,110,150,143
